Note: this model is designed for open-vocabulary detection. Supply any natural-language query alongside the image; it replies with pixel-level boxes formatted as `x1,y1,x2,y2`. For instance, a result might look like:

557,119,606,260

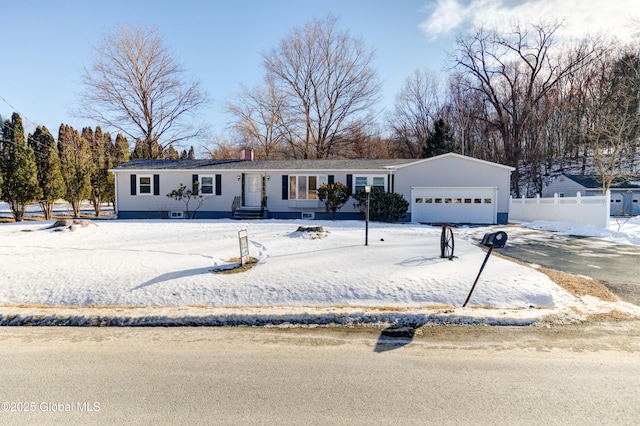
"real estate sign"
238,229,249,265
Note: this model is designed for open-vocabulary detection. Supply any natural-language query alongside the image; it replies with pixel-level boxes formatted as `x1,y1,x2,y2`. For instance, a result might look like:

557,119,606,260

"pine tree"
28,126,65,220
58,124,93,217
0,113,42,221
84,126,111,216
421,118,454,158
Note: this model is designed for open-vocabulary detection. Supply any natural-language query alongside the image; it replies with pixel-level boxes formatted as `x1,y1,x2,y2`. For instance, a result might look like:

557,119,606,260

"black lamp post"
365,185,371,246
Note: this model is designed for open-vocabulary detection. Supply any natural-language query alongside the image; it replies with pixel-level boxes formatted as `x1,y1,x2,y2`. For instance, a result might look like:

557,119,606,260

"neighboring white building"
543,174,640,216
109,152,515,224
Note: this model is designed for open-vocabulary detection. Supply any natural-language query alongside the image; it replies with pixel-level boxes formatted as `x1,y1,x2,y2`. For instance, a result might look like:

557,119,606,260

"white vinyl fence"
509,192,611,228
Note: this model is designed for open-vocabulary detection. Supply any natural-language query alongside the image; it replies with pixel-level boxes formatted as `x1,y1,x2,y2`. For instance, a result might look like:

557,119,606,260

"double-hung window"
139,176,152,195
354,175,386,193
200,176,214,194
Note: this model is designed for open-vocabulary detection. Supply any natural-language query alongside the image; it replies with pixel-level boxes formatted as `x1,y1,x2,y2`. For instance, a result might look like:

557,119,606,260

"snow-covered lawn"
1,212,640,326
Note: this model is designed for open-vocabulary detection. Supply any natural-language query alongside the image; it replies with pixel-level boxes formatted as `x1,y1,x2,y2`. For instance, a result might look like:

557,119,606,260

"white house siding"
114,170,241,218
111,154,513,222
392,154,513,224
541,176,587,198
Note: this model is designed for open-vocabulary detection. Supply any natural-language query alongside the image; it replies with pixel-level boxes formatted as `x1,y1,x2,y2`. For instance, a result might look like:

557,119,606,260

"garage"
411,187,497,224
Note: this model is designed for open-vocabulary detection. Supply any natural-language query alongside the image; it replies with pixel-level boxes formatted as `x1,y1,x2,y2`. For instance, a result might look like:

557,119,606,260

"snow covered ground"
1,203,640,326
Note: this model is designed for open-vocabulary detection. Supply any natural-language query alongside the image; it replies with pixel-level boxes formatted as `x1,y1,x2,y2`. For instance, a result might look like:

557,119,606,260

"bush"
354,188,409,222
318,182,351,220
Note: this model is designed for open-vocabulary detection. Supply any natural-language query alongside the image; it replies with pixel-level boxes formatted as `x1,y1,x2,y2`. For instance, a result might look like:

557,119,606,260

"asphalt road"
1,325,640,425
464,225,640,306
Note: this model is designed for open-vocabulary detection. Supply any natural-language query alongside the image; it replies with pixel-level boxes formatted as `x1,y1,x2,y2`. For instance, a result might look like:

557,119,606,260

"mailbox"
480,231,507,249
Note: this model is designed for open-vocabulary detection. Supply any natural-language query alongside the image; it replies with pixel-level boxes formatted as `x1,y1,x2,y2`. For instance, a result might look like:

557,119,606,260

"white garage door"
411,187,497,224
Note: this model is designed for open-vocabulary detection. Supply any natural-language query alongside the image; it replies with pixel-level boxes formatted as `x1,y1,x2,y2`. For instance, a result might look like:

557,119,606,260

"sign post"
238,229,249,265
462,231,507,307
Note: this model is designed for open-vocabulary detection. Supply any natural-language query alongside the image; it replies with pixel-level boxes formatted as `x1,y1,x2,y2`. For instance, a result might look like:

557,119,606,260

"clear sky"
1,0,637,151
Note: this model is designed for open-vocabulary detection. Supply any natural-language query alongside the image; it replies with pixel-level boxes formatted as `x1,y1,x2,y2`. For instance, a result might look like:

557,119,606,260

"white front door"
245,174,262,207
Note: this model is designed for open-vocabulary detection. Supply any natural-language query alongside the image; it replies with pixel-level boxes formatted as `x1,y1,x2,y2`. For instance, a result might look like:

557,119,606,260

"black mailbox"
480,231,507,249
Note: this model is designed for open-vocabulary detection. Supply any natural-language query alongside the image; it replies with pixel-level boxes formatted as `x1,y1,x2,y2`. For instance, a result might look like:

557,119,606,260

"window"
355,177,368,193
372,177,385,189
289,175,326,200
415,198,423,203
139,176,152,194
354,175,386,193
200,176,214,194
425,198,433,203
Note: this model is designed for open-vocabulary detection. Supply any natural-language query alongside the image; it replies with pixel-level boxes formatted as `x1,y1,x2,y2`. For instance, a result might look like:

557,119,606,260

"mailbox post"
462,231,507,307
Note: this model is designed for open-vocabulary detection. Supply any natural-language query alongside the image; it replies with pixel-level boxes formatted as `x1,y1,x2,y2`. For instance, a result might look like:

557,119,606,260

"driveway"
463,225,640,306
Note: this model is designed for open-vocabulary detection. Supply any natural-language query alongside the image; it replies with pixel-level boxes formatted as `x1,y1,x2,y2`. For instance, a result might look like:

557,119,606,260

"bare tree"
387,68,442,158
76,25,209,159
262,14,381,159
450,21,602,196
226,76,288,159
581,48,640,195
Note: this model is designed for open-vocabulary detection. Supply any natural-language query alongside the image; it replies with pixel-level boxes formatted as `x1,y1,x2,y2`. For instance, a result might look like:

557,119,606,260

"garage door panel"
412,187,496,224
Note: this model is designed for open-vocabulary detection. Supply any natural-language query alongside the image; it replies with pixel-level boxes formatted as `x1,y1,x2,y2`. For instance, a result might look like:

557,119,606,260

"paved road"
463,226,640,305
1,326,640,425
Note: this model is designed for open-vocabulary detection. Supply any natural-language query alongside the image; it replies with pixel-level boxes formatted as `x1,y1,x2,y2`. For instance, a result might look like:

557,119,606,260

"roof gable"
389,152,515,171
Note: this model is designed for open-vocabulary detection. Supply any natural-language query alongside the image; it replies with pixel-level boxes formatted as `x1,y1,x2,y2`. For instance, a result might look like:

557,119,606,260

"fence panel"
509,192,610,228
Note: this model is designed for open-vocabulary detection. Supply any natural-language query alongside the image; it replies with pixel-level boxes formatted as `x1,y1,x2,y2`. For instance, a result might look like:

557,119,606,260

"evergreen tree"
0,113,42,221
112,133,130,165
84,126,111,216
166,144,179,159
28,126,65,220
421,118,454,158
58,124,93,217
188,146,195,159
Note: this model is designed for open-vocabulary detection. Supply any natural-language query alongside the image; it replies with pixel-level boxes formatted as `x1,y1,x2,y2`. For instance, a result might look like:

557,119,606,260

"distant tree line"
220,18,640,197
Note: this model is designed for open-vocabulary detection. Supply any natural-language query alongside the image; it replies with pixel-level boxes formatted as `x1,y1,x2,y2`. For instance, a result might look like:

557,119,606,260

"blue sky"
1,0,637,150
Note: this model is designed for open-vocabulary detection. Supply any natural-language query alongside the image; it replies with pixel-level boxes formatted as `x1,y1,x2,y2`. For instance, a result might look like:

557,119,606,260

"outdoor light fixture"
266,175,270,180
365,185,371,246
237,175,241,180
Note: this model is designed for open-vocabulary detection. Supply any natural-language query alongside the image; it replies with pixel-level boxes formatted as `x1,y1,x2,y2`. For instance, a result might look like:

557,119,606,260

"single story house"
542,174,640,216
109,152,515,224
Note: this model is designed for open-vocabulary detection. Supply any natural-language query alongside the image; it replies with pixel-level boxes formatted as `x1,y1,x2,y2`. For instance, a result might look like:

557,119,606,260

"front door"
244,174,262,208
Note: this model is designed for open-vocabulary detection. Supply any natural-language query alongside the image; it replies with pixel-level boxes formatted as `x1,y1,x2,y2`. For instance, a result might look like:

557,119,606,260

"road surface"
1,325,639,425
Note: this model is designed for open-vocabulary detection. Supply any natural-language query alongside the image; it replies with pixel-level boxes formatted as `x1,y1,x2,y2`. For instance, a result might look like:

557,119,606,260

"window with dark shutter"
282,175,288,200
192,174,199,193
215,174,222,195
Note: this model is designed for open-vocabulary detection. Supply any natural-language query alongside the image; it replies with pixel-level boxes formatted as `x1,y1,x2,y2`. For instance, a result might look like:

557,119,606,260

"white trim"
389,153,516,172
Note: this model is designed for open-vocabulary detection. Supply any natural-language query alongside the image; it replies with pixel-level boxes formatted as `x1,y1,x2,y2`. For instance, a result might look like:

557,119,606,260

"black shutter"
282,175,288,200
215,174,222,196
192,174,199,193
130,174,137,195
328,175,335,184
153,174,160,196
346,174,353,194
390,174,395,193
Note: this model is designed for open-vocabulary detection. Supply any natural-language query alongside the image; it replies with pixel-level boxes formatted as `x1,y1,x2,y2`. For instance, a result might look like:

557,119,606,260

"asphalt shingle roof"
112,158,417,171
565,174,640,189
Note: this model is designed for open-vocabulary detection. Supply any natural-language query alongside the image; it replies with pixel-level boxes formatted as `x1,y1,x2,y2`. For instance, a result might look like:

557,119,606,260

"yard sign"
238,229,250,265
